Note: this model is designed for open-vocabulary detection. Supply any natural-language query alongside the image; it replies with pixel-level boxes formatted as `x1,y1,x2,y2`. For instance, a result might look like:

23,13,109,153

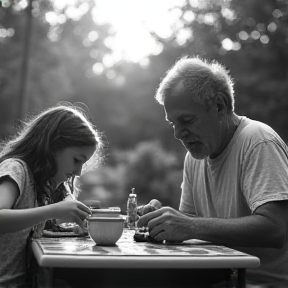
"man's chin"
190,153,207,160
186,147,208,160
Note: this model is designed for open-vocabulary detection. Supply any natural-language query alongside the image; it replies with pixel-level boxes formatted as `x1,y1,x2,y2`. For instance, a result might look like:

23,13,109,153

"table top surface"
32,229,260,269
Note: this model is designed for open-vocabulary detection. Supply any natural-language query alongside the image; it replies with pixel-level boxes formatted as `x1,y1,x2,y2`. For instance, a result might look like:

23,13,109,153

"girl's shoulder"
0,158,36,208
0,158,33,184
0,158,29,172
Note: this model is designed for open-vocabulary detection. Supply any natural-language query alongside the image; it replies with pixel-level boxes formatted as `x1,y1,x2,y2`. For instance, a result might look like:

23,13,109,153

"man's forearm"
190,214,284,248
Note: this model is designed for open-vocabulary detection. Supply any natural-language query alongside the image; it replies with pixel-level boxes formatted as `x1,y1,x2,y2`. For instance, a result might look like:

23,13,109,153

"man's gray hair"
155,56,235,112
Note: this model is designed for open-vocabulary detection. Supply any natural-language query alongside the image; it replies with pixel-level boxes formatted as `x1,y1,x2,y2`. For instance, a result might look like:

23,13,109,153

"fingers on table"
137,208,166,227
78,202,92,215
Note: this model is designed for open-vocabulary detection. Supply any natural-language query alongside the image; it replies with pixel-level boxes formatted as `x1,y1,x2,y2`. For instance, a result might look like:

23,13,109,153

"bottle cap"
129,188,136,197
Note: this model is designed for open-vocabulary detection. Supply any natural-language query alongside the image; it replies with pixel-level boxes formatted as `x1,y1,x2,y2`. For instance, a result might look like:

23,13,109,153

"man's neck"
210,113,240,159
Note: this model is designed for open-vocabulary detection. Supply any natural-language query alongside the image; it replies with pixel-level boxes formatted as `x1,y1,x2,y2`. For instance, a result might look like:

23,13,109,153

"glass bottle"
127,188,137,229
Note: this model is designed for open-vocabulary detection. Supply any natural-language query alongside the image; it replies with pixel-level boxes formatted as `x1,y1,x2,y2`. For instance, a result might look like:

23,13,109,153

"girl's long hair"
0,103,105,204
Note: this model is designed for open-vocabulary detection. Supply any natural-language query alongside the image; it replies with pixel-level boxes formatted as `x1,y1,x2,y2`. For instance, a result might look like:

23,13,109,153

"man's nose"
173,124,187,140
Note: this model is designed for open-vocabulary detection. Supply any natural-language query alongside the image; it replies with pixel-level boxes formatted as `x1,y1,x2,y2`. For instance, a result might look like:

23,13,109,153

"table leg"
37,267,54,288
237,268,246,288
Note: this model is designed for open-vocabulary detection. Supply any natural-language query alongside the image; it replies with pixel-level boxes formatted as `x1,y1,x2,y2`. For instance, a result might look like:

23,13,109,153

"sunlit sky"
46,0,191,65
5,0,277,67
36,0,278,79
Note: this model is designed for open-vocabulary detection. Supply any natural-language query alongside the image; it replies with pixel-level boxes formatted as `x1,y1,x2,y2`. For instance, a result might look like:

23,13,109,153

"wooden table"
32,229,260,288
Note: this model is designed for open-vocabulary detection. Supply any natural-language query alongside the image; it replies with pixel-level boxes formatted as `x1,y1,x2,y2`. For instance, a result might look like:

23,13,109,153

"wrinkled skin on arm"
137,201,288,248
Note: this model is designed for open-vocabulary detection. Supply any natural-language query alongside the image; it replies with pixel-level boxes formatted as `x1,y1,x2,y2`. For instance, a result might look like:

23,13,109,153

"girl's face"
53,145,96,187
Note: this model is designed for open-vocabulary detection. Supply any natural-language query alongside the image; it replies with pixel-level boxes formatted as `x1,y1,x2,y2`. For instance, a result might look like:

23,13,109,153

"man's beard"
183,141,209,160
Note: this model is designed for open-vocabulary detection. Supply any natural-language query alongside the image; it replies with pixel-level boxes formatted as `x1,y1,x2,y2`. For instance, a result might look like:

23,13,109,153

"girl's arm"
0,178,91,234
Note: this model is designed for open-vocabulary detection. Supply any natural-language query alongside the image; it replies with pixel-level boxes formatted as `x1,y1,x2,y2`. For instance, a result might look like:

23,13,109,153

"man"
137,56,288,285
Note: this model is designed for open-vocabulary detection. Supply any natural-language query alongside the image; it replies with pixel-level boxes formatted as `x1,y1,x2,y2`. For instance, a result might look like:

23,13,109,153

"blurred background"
1,0,288,213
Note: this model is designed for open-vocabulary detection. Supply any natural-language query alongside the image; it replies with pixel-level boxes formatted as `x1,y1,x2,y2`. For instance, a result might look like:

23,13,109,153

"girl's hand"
52,200,92,229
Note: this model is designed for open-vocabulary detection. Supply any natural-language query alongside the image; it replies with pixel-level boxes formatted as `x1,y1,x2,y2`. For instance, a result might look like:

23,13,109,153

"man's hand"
137,206,194,242
137,199,162,216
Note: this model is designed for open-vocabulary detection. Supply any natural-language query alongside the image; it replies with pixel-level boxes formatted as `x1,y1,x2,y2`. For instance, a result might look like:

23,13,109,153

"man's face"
164,84,222,159
53,145,95,187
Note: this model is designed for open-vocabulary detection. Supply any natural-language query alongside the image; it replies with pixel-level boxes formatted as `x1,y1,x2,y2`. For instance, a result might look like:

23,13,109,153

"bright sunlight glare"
91,0,186,63
50,0,187,64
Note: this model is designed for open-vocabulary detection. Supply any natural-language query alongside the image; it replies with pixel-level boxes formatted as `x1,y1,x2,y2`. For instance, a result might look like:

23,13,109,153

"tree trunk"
17,0,33,120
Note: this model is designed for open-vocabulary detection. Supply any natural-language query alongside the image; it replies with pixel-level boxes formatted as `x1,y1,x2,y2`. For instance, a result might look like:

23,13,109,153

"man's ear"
215,94,228,120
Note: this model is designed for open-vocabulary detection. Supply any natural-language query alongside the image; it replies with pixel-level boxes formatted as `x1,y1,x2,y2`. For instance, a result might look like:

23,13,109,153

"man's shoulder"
240,116,272,133
238,117,280,143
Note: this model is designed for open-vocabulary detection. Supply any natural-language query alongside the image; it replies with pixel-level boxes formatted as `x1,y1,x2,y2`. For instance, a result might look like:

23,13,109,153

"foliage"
1,0,288,141
1,0,288,207
78,141,184,210
118,141,183,208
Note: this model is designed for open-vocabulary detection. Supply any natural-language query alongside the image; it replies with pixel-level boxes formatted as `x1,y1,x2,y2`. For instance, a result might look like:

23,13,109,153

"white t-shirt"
180,116,288,283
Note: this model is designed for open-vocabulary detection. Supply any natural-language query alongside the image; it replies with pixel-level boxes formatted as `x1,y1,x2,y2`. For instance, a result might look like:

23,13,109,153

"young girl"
0,103,106,287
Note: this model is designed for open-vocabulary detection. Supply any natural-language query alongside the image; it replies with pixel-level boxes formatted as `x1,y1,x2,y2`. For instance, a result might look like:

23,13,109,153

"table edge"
32,241,260,269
